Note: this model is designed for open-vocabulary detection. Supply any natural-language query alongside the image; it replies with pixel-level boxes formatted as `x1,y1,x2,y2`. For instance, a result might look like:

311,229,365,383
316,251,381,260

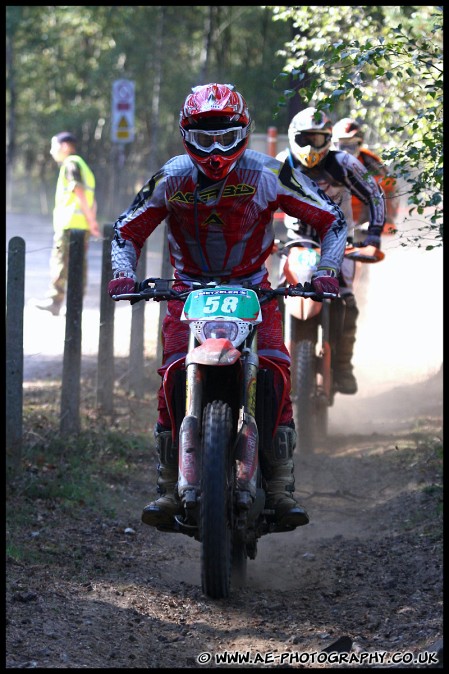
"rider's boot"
141,426,181,527
333,294,359,395
261,425,309,532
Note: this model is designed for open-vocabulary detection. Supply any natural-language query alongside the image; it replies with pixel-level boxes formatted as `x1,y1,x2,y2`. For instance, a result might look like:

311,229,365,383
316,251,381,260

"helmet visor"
295,131,331,149
182,126,249,154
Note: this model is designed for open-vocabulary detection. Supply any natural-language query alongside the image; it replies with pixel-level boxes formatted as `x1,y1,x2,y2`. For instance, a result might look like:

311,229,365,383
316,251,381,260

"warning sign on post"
111,79,135,143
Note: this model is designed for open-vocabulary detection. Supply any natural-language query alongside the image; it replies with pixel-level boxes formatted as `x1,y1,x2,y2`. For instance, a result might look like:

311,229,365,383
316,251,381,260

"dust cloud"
329,217,443,435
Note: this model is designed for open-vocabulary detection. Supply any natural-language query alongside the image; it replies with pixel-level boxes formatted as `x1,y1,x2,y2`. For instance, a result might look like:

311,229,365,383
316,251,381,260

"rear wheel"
200,401,233,599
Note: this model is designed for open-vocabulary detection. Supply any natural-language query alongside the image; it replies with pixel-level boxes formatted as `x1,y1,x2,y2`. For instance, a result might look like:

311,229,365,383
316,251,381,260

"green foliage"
12,425,148,505
6,6,292,218
269,6,443,248
7,5,443,245
6,422,150,566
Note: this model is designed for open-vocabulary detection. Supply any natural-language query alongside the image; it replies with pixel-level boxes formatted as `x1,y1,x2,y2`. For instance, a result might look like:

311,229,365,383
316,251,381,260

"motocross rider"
332,117,399,235
277,107,386,395
108,84,348,532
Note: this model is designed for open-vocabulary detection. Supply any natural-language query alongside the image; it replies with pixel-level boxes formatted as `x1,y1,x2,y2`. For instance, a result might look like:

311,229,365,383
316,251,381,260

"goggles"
182,126,249,153
335,139,362,155
295,131,331,149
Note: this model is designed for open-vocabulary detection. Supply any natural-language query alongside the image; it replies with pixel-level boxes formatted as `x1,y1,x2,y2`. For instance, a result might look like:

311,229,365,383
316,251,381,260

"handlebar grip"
285,284,338,300
112,287,178,302
112,292,145,301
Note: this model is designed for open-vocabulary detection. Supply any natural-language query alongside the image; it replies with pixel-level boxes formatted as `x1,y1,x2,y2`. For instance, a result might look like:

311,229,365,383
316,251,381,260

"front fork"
320,299,332,400
234,347,259,507
286,300,332,402
177,332,260,512
177,333,202,509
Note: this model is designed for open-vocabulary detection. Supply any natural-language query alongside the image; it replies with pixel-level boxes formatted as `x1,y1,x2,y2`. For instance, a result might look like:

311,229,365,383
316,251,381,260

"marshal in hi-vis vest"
53,154,95,232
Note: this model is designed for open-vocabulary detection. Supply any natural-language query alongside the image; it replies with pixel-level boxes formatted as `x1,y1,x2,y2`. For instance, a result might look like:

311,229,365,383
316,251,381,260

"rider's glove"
311,267,340,295
108,270,137,297
361,226,382,249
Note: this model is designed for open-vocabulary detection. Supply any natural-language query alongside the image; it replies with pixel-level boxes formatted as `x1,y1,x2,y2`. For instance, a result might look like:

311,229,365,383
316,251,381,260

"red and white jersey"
112,149,348,280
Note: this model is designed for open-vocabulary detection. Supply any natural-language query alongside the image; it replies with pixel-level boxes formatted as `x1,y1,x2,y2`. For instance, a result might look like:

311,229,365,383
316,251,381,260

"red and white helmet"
288,107,333,168
179,83,253,181
332,118,364,157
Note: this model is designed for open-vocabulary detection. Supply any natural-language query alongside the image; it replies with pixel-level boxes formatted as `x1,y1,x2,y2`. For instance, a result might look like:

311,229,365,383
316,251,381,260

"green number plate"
182,286,262,323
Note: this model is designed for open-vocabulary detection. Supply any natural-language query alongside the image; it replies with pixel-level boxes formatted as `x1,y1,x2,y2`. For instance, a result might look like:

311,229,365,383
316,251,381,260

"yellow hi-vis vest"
53,154,95,232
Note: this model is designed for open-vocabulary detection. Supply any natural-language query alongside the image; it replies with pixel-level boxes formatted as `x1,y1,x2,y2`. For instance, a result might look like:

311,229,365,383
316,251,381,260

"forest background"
6,5,442,244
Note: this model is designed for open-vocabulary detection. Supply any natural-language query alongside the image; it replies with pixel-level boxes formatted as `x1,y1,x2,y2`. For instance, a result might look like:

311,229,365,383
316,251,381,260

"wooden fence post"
97,224,115,413
129,242,147,396
60,229,85,435
156,222,172,365
6,236,25,477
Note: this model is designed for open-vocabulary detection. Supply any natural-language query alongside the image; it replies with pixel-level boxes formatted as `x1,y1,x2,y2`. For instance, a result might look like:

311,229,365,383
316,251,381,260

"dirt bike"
276,236,384,455
113,277,336,599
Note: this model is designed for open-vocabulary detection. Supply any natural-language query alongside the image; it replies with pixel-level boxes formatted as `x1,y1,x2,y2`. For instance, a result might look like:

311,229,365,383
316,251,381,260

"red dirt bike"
113,277,336,599
276,237,384,454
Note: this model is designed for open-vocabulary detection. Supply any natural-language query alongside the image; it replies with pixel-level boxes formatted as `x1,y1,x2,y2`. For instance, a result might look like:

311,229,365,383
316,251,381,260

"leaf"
274,72,289,83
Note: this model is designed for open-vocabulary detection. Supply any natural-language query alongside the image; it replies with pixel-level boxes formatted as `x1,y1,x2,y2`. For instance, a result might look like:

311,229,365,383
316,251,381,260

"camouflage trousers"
48,229,89,306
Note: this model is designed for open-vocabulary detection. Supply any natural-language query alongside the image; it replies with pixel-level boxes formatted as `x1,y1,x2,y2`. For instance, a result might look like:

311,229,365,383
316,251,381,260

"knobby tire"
200,400,233,599
295,340,317,455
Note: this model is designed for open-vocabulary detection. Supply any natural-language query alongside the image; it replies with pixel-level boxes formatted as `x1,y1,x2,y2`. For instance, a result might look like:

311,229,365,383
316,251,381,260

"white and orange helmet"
288,107,333,169
179,83,253,181
332,118,364,157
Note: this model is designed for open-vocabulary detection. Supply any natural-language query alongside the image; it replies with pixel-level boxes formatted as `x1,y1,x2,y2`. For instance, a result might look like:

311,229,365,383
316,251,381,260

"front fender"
185,338,242,366
282,247,322,320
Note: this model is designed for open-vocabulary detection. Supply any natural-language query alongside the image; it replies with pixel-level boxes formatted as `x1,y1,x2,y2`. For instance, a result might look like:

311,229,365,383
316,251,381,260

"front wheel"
314,392,329,446
200,400,234,599
294,339,318,455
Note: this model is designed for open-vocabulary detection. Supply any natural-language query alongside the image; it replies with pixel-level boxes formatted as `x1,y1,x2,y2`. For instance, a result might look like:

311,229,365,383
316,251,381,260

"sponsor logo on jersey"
169,183,256,204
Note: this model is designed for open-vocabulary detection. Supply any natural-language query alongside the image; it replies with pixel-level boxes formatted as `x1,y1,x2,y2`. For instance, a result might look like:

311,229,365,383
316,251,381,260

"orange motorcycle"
276,236,384,454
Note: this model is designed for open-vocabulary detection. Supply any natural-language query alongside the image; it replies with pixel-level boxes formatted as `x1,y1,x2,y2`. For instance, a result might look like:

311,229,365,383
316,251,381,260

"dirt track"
6,210,443,667
6,364,443,669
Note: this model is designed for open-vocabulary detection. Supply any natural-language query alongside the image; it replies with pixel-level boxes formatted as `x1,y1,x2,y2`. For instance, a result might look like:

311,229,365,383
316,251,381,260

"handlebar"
275,238,384,263
112,277,338,304
344,244,385,263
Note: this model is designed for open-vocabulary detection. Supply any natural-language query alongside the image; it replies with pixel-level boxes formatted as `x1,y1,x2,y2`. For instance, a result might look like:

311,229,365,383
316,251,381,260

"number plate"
293,248,320,268
181,286,262,323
